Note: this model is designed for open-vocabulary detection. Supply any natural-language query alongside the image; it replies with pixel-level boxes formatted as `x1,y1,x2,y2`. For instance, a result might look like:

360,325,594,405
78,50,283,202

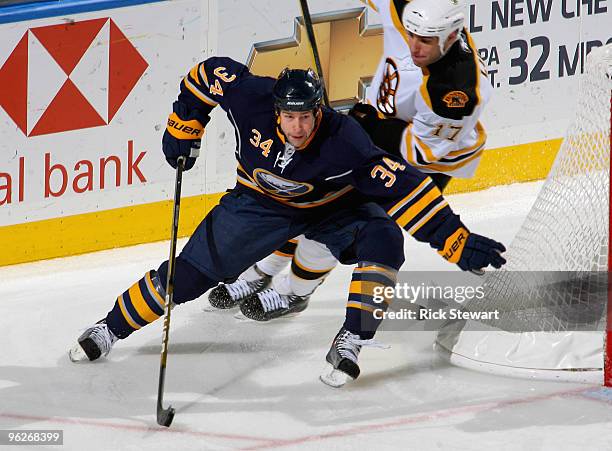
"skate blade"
319,363,353,388
68,343,88,362
233,311,252,322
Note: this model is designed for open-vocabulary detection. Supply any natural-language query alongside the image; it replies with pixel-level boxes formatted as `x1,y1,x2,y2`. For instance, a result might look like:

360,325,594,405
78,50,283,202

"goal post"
436,44,612,385
607,80,612,387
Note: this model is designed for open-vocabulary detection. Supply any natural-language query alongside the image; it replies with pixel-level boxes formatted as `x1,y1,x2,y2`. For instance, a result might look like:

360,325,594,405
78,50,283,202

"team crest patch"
442,91,469,108
377,58,399,117
253,169,313,198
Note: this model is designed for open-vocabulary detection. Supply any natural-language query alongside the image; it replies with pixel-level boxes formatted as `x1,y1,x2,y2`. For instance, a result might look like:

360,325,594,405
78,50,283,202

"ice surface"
2,181,612,450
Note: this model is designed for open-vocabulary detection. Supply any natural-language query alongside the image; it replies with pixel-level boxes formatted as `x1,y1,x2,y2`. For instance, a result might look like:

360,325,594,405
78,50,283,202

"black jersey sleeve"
338,118,466,250
177,56,251,116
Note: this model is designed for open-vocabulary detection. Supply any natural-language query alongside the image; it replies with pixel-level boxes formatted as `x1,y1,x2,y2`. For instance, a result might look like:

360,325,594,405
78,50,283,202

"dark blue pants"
108,189,404,339
170,189,404,304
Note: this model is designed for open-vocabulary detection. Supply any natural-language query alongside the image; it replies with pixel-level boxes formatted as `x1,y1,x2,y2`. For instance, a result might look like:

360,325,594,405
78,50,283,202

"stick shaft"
299,0,330,107
157,155,185,424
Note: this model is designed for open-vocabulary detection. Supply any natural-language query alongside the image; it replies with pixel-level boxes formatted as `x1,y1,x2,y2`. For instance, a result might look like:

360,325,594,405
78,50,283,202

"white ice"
2,181,612,450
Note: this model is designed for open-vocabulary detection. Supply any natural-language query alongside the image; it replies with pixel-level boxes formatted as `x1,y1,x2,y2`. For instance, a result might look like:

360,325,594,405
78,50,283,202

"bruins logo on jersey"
377,58,399,117
442,91,469,108
253,169,314,198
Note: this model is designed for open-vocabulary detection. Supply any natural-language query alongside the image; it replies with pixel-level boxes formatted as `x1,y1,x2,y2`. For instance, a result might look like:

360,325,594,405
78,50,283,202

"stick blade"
157,406,175,427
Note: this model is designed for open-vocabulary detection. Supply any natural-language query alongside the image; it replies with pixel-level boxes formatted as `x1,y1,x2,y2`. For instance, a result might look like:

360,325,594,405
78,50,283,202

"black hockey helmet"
273,68,323,112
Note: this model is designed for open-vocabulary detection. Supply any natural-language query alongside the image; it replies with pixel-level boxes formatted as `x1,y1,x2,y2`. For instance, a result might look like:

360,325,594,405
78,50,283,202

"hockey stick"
156,154,186,427
298,0,330,107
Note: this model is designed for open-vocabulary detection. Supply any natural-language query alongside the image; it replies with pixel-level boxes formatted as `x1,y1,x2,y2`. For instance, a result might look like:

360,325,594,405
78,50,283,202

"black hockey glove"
348,102,379,135
438,226,506,272
162,101,209,170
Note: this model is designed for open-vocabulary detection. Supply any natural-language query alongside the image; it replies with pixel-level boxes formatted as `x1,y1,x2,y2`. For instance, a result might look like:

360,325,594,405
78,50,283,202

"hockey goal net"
436,44,612,384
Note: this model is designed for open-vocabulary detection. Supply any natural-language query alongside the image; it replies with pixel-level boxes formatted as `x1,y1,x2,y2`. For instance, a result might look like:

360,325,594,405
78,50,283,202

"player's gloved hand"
348,102,379,135
438,227,506,272
162,101,209,170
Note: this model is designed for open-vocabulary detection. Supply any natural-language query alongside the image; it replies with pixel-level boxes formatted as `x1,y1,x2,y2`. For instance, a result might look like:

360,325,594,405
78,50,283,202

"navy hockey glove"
348,102,379,135
162,101,209,170
438,227,506,272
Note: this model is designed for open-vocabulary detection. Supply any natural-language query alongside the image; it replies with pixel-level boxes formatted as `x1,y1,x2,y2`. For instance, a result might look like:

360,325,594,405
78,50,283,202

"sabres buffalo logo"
442,90,469,108
253,169,314,198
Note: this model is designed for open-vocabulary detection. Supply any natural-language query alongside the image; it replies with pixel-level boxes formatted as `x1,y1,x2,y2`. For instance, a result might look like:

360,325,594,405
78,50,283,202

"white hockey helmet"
402,0,466,54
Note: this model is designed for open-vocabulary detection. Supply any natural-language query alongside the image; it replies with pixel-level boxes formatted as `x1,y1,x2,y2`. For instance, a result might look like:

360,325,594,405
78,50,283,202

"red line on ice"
0,412,279,445
0,386,594,449
238,386,595,450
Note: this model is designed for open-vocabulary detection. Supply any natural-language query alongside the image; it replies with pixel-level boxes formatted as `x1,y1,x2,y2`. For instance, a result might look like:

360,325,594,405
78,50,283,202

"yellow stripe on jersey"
445,122,487,158
389,0,410,47
189,65,201,86
237,175,264,193
199,63,210,87
402,123,416,165
465,31,483,109
404,122,486,172
419,68,433,111
184,76,218,107
387,178,431,216
360,0,379,12
421,148,484,172
408,199,449,235
395,185,442,228
413,135,437,163
236,172,354,208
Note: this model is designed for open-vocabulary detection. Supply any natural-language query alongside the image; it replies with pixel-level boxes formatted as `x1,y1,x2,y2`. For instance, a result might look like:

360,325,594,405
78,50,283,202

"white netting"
436,45,612,381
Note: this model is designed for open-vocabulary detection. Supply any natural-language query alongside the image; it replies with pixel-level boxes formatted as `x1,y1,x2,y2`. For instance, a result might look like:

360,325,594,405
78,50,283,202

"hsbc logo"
0,17,148,137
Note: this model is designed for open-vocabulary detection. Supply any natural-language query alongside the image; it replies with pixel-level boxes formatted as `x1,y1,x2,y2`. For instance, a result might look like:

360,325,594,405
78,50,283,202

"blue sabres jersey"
176,57,457,245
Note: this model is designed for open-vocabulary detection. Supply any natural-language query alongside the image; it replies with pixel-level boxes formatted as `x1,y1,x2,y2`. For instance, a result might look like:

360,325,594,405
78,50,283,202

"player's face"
407,31,442,67
279,110,316,147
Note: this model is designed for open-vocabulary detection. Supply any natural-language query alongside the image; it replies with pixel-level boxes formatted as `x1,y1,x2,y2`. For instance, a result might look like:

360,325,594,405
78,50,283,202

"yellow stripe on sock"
128,283,162,324
117,294,141,330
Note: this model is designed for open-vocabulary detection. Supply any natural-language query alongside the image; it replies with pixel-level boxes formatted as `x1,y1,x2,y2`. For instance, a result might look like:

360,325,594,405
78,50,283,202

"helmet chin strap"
275,107,322,150
437,32,460,59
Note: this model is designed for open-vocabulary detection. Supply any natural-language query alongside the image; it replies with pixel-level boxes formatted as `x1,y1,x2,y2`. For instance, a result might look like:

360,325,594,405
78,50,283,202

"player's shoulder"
205,57,276,108
319,108,376,167
422,31,483,120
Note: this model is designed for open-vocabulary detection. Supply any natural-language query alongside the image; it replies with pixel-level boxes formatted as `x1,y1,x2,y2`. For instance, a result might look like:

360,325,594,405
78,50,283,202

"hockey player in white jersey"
210,0,493,321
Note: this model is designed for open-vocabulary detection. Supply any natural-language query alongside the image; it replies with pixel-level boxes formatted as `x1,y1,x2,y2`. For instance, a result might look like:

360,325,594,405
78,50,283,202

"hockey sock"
344,262,397,340
256,239,297,276
106,270,166,339
106,257,216,338
288,257,335,297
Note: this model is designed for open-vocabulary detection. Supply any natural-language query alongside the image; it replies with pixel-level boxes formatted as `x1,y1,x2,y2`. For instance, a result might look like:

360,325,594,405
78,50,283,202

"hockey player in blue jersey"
69,57,505,386
209,0,495,321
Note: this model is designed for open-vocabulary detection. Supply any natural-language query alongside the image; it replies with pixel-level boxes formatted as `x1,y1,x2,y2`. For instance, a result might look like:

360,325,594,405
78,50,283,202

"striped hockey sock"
105,270,166,338
344,262,397,339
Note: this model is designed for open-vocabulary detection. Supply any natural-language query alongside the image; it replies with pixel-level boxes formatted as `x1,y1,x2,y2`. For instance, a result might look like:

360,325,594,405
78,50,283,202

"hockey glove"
162,101,209,170
348,102,379,135
438,227,506,272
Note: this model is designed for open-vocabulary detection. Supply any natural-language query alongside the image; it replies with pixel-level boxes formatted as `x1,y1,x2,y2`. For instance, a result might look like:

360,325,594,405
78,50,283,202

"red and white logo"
0,18,148,137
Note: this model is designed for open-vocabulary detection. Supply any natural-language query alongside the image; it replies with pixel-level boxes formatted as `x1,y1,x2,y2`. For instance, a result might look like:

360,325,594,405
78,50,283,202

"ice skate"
207,265,271,309
320,327,387,388
239,287,309,321
69,319,118,362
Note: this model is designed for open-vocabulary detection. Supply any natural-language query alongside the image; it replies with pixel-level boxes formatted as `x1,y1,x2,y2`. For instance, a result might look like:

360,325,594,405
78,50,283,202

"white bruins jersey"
363,0,492,178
